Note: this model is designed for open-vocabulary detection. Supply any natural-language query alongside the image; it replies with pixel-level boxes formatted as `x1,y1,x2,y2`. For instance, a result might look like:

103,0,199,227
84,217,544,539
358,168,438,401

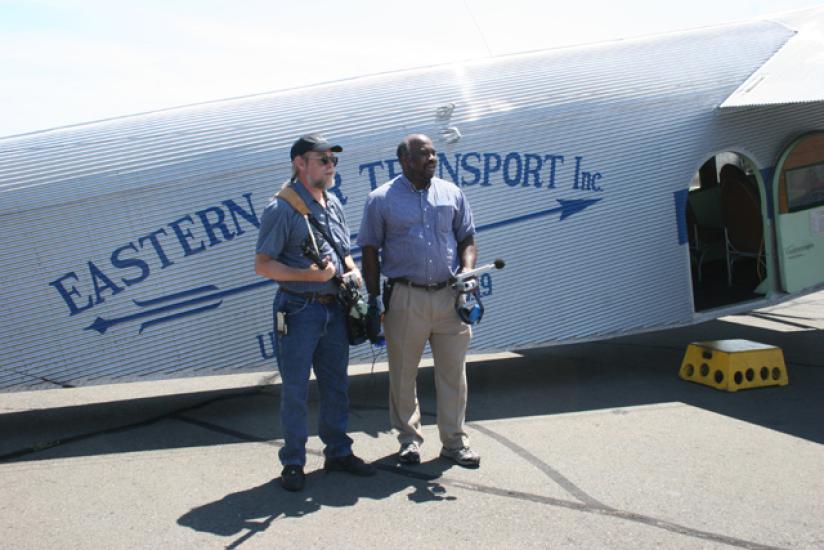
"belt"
280,288,337,304
390,277,450,291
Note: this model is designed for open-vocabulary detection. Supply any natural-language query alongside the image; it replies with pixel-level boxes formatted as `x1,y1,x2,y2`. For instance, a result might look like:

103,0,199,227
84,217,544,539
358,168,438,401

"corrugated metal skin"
721,8,824,108
2,20,823,391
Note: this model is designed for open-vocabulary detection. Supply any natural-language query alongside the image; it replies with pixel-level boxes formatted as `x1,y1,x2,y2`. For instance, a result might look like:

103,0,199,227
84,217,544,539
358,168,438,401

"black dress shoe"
280,465,305,491
323,454,376,476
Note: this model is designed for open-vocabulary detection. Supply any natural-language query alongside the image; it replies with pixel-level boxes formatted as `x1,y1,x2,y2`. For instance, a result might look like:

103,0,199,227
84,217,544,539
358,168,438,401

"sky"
1,0,823,138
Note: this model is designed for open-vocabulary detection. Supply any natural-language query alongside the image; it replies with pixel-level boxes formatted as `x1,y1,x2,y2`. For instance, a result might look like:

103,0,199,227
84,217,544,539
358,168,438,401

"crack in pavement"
176,413,785,550
1,393,790,550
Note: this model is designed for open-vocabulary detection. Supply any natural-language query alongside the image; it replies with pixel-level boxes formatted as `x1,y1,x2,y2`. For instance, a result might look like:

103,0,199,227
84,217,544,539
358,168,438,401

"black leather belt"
390,277,450,291
280,288,337,304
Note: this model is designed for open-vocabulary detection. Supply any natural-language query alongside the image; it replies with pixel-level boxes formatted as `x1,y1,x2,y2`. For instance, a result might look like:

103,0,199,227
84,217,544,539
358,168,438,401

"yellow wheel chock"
679,339,788,392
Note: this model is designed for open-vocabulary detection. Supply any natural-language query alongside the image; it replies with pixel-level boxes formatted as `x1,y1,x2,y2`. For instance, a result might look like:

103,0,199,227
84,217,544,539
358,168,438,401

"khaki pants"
383,283,472,450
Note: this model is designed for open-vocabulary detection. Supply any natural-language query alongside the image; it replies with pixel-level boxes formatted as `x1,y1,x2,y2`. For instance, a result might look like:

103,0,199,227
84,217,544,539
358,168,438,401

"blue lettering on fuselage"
358,150,598,192
49,193,260,316
50,150,605,325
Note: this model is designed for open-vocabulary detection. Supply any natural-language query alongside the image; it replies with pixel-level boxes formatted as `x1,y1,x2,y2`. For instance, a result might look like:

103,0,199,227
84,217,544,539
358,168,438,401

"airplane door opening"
686,152,769,311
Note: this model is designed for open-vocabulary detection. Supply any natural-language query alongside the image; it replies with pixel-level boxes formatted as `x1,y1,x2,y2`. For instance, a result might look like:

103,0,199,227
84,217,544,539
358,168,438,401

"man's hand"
365,296,383,344
456,266,477,279
345,266,363,288
308,256,336,282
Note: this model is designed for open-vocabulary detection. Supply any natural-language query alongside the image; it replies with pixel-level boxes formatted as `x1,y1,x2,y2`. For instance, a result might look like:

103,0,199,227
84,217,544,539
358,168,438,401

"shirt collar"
399,174,431,193
292,180,328,209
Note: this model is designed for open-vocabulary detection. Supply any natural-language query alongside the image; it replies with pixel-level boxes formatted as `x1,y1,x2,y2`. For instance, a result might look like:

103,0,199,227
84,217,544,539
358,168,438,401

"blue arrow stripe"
139,301,223,334
474,204,563,233
133,285,219,307
87,198,601,334
351,198,599,254
86,280,274,333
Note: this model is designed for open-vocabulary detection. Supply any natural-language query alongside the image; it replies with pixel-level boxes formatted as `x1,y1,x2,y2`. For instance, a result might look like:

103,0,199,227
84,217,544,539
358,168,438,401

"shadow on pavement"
497,317,824,444
1,316,822,463
177,455,454,548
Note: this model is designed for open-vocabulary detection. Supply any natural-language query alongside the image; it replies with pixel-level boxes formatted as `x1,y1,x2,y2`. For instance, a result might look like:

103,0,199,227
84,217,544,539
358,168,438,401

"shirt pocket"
436,205,454,234
386,204,418,237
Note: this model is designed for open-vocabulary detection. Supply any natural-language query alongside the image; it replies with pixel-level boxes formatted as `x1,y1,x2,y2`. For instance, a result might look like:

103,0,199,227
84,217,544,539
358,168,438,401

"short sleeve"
453,189,476,242
356,193,385,249
255,200,291,258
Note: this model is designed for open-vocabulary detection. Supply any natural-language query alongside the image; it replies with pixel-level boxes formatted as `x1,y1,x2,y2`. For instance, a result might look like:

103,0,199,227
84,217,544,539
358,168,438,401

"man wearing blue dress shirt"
358,134,481,468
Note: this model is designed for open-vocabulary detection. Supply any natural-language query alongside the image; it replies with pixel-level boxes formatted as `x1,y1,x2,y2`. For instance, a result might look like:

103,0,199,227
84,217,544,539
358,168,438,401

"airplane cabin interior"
687,153,767,311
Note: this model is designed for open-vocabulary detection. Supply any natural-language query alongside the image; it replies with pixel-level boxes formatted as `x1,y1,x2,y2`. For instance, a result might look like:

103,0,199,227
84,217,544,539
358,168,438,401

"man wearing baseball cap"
289,133,342,161
255,133,375,491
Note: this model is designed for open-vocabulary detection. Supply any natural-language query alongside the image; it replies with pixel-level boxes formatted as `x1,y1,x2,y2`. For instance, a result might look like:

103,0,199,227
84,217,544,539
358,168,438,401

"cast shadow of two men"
177,455,455,548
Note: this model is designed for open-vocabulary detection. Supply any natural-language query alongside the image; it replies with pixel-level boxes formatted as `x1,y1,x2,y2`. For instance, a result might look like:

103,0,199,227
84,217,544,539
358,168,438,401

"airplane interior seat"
720,164,765,285
687,186,725,282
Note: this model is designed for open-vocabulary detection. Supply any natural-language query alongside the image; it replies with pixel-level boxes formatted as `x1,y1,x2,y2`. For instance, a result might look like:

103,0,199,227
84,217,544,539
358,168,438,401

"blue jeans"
274,290,353,466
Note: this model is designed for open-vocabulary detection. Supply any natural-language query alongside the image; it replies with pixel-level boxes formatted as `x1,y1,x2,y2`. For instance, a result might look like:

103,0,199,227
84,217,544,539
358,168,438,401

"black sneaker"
280,465,305,492
324,454,376,476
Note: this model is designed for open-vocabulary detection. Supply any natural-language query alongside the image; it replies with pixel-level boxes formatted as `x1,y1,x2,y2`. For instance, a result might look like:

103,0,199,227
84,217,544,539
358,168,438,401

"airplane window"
778,133,824,214
785,162,824,212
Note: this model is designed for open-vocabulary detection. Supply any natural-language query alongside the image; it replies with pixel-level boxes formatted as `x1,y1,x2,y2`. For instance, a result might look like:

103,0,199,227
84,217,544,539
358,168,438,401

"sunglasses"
309,154,339,166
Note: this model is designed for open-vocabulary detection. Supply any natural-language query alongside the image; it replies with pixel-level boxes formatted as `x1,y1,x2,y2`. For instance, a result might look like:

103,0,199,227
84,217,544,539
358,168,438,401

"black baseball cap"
290,133,342,160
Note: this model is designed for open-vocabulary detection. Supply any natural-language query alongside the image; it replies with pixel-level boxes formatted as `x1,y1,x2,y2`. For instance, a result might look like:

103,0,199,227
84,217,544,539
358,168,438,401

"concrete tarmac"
2,291,823,549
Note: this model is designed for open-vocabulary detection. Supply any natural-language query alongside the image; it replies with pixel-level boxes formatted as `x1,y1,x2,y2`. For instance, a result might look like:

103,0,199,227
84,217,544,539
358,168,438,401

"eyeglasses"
309,154,339,166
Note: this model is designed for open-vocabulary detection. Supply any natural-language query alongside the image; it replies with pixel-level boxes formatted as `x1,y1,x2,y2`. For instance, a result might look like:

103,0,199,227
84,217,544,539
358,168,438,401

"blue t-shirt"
357,175,475,285
256,182,350,295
